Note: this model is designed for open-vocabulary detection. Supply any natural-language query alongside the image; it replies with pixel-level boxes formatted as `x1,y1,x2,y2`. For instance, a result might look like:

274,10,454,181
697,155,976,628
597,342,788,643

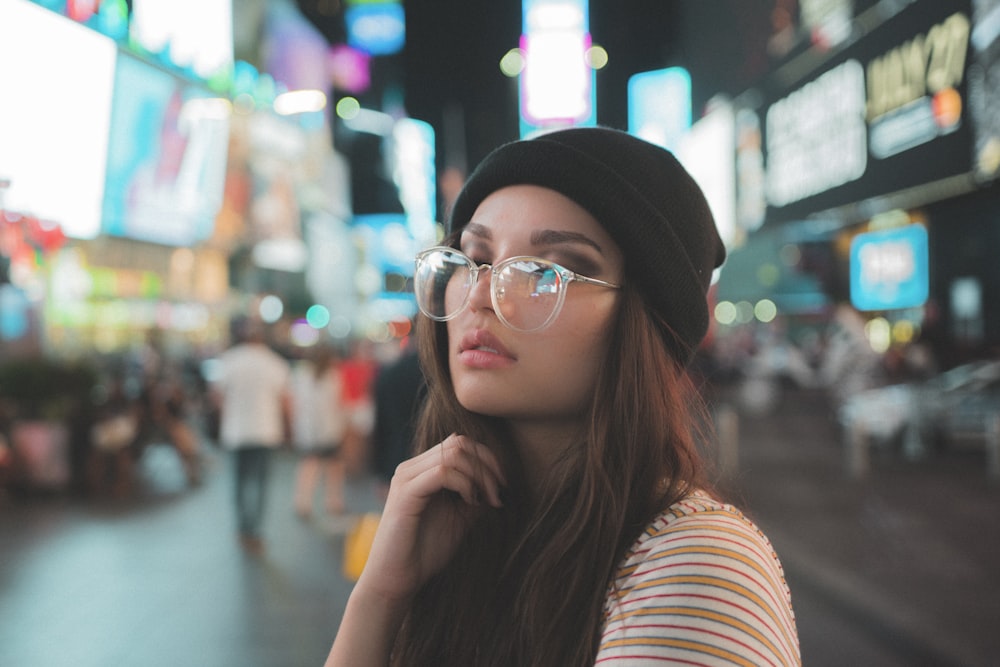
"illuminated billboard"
519,0,595,136
0,0,116,240
130,0,233,80
101,52,230,246
391,118,436,244
677,98,737,250
757,0,978,224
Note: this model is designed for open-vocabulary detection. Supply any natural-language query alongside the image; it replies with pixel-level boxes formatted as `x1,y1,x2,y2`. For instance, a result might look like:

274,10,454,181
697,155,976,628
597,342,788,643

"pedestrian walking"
291,343,349,518
326,127,800,666
212,318,291,554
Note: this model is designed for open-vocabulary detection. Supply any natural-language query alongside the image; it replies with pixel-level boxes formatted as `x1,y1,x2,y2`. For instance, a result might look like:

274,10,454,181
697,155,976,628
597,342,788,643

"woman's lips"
457,329,516,368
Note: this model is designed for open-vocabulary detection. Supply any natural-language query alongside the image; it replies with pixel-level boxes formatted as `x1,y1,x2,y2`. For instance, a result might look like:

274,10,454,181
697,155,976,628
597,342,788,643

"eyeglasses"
414,246,621,332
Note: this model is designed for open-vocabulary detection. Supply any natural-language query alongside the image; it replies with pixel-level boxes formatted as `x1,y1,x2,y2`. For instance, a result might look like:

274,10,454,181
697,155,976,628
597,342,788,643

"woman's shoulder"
613,491,790,598
632,492,774,556
597,491,801,665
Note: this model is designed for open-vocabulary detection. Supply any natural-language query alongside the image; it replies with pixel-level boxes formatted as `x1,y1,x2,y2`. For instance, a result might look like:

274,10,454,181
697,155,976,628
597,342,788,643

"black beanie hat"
448,126,727,364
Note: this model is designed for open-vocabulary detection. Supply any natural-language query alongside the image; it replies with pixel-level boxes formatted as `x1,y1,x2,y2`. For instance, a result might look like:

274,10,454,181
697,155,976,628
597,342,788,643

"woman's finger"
406,455,503,508
393,435,505,501
390,443,501,509
406,463,481,507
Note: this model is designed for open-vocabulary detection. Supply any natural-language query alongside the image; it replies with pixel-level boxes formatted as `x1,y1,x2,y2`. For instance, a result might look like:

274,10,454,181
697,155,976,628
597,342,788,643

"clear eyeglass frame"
413,245,621,332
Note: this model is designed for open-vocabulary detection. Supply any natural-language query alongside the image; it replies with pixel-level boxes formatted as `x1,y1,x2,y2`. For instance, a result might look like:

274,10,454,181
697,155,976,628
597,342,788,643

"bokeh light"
865,316,892,353
335,96,361,119
328,314,352,339
290,319,320,347
274,89,327,115
585,45,608,69
754,299,778,323
779,243,801,267
258,294,283,323
305,304,331,329
500,48,525,77
715,300,737,325
756,263,780,287
892,318,916,344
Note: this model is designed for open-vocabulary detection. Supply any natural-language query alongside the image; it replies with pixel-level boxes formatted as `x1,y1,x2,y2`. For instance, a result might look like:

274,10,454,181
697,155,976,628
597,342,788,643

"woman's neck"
507,418,580,499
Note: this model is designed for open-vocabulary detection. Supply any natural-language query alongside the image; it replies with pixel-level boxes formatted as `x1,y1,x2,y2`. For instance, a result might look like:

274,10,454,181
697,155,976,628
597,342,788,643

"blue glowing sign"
850,224,929,311
628,67,691,152
345,2,405,56
0,285,30,340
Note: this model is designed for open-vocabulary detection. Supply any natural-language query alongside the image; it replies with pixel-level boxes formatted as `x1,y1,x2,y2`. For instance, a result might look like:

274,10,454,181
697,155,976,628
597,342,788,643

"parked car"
839,360,1000,457
916,360,1000,449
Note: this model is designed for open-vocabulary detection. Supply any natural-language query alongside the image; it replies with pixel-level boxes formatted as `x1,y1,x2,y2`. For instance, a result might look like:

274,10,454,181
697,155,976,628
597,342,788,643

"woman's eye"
553,258,594,276
469,253,489,262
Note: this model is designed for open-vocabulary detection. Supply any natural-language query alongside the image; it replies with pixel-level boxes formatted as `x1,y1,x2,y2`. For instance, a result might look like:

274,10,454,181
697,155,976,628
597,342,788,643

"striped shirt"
596,493,801,666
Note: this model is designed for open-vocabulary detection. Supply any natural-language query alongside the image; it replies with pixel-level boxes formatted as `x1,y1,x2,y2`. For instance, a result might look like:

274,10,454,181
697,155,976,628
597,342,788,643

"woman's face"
447,184,624,428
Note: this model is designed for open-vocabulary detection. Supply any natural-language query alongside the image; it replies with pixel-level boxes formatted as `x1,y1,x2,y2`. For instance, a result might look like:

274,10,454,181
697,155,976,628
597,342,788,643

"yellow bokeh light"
754,299,777,323
757,263,780,287
715,301,737,325
585,45,608,69
335,96,361,120
500,48,525,77
779,243,800,267
865,317,892,354
892,319,916,344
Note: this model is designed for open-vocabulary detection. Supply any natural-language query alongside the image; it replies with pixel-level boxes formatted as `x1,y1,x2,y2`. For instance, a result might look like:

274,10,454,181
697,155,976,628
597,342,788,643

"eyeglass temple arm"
574,274,621,289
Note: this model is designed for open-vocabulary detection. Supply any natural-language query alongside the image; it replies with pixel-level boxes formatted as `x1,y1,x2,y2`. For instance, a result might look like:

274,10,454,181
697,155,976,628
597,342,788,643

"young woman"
326,127,800,666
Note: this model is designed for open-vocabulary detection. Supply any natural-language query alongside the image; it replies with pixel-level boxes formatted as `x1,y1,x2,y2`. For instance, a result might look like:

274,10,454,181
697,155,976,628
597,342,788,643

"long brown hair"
390,285,717,666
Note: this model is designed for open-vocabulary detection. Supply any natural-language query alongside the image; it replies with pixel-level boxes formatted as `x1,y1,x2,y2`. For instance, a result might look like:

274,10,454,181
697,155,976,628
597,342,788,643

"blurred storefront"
0,0,239,361
715,0,1000,370
0,0,437,366
43,240,230,356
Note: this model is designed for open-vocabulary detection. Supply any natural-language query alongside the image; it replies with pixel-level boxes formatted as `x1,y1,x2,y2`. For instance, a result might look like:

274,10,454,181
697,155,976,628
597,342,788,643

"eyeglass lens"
415,250,472,319
494,259,562,330
415,249,565,331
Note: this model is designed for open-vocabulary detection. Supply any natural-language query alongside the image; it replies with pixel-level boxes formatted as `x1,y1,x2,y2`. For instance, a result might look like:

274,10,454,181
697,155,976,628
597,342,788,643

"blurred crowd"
0,324,425,511
2,302,987,504
698,305,940,419
0,332,210,500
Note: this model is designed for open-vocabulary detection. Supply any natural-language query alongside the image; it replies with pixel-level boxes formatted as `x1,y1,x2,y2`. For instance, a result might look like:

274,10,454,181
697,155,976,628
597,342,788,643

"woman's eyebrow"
463,222,492,240
530,229,604,253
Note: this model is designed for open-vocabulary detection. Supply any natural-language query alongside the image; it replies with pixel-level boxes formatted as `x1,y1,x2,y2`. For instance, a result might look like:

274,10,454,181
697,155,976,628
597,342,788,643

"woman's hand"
359,433,506,604
326,434,505,666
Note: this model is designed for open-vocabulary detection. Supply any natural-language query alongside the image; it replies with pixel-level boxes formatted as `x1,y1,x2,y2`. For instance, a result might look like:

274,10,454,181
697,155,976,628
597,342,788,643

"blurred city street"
1,386,998,667
3,1,1000,664
723,387,1000,667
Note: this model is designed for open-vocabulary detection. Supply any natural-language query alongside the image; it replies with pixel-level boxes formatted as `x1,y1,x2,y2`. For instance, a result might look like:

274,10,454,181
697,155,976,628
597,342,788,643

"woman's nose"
467,265,494,313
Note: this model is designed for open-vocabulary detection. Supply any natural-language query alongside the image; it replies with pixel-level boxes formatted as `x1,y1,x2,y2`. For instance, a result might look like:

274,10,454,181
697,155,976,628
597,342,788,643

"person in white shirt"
213,318,291,554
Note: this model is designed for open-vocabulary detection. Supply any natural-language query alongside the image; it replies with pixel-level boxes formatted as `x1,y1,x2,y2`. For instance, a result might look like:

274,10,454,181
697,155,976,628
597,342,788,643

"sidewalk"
724,386,1000,667
0,445,382,667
